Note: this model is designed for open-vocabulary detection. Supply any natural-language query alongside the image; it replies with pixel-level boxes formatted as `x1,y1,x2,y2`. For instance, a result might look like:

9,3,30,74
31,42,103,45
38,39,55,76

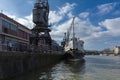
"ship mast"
65,17,75,44
72,17,75,39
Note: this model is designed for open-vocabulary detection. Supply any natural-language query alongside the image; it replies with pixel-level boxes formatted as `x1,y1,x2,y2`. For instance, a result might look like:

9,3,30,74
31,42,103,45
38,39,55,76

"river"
13,55,120,80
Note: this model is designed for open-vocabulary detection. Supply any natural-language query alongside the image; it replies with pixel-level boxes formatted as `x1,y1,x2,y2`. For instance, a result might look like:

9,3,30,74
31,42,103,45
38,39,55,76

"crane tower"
30,0,51,51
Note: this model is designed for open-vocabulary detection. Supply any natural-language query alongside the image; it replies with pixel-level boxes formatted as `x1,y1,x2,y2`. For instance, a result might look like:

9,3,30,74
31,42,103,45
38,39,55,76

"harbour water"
13,55,120,80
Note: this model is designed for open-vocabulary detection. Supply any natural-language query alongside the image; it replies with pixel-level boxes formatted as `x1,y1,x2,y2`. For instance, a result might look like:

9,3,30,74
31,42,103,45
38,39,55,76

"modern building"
0,13,31,51
114,46,120,55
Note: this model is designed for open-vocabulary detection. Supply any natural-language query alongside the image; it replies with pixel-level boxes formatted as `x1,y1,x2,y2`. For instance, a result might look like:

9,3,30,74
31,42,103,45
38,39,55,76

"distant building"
114,46,120,55
0,13,31,51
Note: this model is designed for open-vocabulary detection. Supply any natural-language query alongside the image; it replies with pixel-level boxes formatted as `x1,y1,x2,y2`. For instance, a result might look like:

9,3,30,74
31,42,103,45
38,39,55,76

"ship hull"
64,49,85,61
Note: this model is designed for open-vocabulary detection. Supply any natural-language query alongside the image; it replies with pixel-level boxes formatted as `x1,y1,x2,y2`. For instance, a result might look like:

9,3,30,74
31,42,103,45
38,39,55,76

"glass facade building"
0,13,31,51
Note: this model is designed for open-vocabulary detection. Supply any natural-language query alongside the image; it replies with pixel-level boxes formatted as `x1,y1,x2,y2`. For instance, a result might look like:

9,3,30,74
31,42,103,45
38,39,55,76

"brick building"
0,13,31,51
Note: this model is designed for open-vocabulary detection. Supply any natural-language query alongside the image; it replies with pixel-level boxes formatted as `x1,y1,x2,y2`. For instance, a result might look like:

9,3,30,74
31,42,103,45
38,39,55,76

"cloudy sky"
0,0,120,50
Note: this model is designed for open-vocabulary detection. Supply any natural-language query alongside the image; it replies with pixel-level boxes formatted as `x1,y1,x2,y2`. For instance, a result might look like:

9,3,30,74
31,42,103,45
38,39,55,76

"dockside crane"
30,0,52,51
61,17,75,47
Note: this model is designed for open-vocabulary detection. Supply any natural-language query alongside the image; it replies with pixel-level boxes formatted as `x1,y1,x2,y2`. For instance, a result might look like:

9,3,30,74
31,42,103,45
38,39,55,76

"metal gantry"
30,0,51,52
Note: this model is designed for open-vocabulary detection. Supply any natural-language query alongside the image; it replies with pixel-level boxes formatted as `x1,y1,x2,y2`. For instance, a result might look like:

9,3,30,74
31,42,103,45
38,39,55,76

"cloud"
67,12,74,18
50,18,73,40
17,14,34,29
79,12,89,19
84,17,120,49
99,17,120,36
49,3,76,24
58,3,76,15
5,13,33,29
82,17,120,43
97,2,117,15
49,11,63,24
50,11,102,42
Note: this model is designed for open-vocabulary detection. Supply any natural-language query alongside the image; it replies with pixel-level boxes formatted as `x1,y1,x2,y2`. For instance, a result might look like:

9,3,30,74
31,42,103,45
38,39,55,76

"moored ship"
61,17,85,61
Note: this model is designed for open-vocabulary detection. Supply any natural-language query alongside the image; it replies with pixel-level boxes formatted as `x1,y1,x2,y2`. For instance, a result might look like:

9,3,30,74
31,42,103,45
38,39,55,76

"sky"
0,0,120,50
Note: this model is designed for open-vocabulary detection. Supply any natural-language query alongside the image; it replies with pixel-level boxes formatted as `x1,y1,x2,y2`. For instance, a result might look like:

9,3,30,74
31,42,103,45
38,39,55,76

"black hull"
63,52,84,61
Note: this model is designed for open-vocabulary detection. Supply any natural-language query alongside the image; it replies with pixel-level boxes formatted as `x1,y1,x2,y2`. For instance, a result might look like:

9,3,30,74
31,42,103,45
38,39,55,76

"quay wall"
0,51,63,79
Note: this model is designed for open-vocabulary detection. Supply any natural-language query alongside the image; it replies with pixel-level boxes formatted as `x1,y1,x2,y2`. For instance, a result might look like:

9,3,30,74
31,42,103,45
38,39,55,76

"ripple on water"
13,55,120,80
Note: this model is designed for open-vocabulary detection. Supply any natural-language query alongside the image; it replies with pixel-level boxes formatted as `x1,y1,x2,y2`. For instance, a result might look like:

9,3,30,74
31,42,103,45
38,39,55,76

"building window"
18,29,29,40
2,20,9,28
2,20,18,36
2,20,9,33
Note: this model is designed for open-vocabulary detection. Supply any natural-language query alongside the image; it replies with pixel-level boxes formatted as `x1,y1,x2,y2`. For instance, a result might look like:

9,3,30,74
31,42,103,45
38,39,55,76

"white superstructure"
63,17,84,52
65,38,84,52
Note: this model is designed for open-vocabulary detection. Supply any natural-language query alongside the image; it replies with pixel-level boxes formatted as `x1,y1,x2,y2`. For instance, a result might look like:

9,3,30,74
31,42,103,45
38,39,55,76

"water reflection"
12,62,58,80
39,60,85,80
64,60,85,74
12,56,120,80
